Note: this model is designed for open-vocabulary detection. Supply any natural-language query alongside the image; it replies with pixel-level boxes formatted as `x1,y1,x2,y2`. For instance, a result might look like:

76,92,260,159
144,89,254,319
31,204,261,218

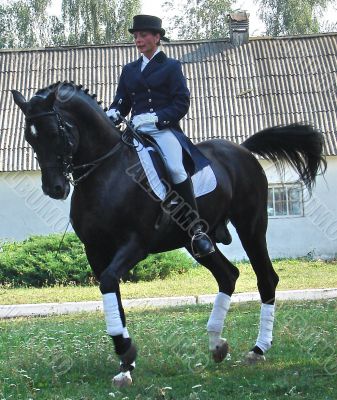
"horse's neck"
67,97,121,165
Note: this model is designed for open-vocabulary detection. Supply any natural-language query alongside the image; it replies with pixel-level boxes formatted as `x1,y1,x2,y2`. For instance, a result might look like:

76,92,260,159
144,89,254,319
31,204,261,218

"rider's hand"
106,108,120,122
132,113,158,131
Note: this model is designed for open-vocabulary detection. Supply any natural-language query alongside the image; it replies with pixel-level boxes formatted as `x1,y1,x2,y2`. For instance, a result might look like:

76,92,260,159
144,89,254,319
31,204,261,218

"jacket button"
148,89,151,92
132,92,135,96
148,98,152,102
149,108,153,112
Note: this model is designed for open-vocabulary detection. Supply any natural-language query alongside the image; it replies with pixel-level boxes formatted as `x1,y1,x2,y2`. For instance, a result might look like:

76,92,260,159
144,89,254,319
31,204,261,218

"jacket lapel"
141,51,167,79
132,57,143,72
131,57,148,88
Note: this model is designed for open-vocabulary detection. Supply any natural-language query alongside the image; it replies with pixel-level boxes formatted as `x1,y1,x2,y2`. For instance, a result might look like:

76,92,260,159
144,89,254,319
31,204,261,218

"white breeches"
139,123,188,184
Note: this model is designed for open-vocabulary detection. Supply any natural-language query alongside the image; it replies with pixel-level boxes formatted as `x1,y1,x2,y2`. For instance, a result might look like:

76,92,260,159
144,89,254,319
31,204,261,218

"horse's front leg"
91,235,146,387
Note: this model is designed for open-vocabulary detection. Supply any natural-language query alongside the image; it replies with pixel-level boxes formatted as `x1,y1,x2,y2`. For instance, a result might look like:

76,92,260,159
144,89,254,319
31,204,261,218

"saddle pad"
133,140,217,200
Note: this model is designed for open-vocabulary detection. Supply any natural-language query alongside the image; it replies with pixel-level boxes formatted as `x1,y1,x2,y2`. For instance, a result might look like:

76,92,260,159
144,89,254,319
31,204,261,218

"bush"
0,234,92,287
122,250,195,283
0,234,195,287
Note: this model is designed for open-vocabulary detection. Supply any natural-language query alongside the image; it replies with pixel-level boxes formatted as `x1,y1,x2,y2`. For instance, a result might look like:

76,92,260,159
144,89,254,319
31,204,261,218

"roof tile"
1,34,336,171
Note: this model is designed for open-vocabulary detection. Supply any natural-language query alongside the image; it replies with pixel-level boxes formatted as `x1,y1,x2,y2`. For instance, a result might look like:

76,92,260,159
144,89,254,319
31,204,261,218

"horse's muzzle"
42,181,70,200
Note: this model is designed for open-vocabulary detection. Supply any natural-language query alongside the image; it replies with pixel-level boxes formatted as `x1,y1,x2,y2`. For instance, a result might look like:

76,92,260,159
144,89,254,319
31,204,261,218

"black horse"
12,82,326,386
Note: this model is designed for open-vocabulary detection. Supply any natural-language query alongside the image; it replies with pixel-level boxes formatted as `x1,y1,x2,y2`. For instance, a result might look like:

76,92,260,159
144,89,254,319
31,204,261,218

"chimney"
227,11,250,47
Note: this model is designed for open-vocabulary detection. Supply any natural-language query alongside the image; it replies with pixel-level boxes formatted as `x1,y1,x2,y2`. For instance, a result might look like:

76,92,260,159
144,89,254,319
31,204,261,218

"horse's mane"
35,81,105,110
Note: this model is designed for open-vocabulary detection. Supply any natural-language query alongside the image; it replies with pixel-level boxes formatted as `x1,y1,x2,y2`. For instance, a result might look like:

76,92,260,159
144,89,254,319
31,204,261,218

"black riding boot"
174,177,215,258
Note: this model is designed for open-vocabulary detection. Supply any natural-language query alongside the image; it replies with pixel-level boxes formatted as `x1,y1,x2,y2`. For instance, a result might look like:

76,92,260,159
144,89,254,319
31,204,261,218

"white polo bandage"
103,293,124,336
255,303,275,352
207,292,231,333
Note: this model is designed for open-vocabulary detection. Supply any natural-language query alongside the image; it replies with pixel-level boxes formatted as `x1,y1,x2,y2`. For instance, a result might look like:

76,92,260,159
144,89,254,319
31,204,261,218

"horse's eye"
30,125,38,137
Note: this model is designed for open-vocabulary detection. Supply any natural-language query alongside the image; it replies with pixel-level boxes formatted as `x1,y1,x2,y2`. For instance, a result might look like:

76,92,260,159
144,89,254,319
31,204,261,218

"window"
267,184,303,218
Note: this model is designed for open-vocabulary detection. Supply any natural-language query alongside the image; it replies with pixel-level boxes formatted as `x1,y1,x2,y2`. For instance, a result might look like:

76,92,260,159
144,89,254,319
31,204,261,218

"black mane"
34,81,103,108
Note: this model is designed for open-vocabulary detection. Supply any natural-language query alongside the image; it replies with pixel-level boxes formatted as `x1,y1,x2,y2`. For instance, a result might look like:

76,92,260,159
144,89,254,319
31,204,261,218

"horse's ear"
11,90,27,114
45,91,56,108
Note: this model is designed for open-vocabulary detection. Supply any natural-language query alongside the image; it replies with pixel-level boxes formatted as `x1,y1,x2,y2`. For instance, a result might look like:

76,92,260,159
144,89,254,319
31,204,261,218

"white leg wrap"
207,292,231,350
255,303,275,353
103,293,124,337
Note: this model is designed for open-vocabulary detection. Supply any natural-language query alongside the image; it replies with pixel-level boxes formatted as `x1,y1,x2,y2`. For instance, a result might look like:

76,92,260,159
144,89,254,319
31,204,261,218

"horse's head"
12,86,78,200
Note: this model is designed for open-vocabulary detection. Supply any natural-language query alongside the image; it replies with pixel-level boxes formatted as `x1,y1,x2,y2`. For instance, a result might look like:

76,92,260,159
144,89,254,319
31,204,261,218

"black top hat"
128,15,170,42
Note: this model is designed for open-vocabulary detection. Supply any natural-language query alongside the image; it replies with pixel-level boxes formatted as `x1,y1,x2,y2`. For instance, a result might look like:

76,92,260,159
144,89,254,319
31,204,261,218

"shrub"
0,234,91,287
0,234,194,287
122,250,195,282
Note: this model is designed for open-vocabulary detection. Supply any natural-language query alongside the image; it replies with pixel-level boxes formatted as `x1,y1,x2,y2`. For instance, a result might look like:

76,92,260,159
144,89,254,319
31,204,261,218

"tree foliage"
164,0,233,40
257,0,332,36
61,0,140,45
0,0,52,48
0,0,140,49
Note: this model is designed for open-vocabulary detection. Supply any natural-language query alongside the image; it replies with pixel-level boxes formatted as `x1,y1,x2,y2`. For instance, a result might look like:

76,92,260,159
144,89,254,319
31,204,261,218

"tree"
257,0,332,36
0,0,140,49
61,0,141,45
164,0,233,40
0,4,15,48
0,0,49,48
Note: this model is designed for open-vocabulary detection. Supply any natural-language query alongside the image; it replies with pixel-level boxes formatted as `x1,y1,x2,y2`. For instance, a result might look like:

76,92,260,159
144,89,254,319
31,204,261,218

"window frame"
267,183,304,219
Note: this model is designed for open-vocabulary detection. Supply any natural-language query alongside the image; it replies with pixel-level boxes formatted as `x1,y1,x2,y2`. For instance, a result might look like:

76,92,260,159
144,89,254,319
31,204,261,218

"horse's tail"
241,123,327,193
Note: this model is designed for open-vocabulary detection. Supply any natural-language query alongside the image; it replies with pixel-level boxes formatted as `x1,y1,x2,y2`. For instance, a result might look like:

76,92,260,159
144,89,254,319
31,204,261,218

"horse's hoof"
119,342,137,366
112,371,132,388
245,350,266,364
211,338,229,363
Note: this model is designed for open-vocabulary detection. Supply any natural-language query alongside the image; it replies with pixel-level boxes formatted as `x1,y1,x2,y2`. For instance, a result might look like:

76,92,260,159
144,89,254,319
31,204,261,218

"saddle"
120,126,231,245
121,127,172,186
140,133,172,188
121,127,188,231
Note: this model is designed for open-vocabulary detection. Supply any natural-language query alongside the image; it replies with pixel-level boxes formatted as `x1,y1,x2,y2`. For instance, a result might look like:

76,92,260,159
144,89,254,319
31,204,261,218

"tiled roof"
1,33,337,172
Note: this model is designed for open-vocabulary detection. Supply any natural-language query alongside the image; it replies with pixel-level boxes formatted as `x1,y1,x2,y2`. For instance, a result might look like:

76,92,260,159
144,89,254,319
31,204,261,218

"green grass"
0,259,336,305
0,300,336,399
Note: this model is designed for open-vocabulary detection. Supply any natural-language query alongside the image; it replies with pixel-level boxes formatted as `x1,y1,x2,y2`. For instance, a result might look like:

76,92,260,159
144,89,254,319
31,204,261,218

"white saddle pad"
134,140,217,200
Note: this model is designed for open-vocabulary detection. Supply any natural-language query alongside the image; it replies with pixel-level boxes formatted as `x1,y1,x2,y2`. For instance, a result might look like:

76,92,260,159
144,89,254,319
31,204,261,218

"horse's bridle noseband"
26,107,75,176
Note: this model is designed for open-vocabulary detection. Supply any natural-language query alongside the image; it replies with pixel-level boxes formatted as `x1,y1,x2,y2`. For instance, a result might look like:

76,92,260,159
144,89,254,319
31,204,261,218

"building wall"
0,171,72,241
0,157,336,260
221,156,337,260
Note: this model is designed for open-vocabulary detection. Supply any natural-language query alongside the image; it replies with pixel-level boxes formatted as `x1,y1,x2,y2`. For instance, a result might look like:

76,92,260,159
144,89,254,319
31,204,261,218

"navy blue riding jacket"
109,51,210,173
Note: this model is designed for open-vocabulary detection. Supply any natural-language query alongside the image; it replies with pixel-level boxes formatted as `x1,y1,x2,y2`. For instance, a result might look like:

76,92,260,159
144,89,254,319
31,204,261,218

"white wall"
220,156,337,260
1,158,337,260
0,171,72,242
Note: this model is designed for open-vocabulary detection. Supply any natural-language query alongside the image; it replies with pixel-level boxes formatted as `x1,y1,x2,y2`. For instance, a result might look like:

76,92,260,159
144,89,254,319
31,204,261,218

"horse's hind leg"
233,212,279,363
187,245,239,363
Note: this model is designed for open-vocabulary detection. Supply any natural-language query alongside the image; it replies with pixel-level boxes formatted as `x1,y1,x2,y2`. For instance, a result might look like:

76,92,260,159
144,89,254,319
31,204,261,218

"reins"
26,108,143,187
68,116,144,185
68,142,123,185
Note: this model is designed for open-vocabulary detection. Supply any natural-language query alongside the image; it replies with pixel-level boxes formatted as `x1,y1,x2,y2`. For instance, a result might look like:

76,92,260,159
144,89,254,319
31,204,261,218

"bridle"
25,108,123,186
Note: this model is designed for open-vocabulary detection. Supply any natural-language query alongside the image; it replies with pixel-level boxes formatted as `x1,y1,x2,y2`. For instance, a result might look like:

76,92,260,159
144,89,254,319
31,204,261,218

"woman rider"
106,14,214,258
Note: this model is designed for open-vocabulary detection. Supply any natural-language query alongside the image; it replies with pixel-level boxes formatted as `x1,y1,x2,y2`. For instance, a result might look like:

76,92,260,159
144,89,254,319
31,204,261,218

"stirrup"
191,230,215,258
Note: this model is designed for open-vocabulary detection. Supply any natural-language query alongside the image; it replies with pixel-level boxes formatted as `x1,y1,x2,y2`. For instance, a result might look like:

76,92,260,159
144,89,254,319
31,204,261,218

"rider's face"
133,31,160,59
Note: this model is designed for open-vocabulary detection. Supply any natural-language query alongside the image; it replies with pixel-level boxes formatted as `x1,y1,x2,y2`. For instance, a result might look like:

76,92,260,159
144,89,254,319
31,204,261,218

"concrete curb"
198,288,337,304
0,288,336,319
